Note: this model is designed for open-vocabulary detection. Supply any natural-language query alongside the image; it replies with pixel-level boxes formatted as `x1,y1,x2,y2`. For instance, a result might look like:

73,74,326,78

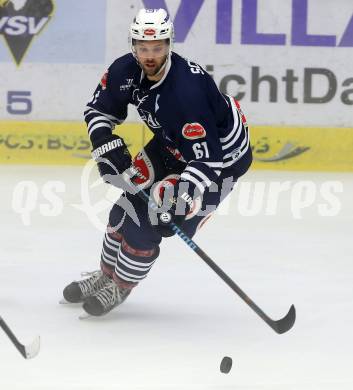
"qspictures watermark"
10,163,345,228
217,180,343,219
11,180,65,225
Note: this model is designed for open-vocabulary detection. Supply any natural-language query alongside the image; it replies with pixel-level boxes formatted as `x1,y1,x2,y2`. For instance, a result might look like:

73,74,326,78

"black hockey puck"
220,356,232,373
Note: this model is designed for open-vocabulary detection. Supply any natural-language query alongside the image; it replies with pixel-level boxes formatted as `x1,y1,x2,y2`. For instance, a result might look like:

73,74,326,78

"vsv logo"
142,0,353,47
0,0,54,65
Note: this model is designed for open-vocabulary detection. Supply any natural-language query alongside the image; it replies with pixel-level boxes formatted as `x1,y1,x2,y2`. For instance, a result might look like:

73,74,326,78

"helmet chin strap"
153,51,171,77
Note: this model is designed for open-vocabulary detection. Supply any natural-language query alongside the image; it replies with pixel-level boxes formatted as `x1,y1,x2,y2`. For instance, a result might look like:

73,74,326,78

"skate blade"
78,312,92,320
59,299,82,305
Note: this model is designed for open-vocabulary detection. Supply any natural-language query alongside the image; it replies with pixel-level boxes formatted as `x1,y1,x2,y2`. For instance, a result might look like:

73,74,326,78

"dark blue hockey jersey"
84,52,250,196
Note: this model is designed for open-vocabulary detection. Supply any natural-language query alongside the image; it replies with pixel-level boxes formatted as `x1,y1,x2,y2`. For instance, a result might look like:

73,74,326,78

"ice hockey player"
62,8,252,316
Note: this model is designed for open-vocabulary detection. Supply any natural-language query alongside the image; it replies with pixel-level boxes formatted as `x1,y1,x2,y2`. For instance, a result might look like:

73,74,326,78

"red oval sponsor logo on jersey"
182,123,206,140
100,71,108,90
144,29,156,36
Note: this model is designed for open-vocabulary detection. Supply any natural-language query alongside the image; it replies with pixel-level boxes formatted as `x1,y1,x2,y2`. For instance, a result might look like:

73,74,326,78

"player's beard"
141,55,168,77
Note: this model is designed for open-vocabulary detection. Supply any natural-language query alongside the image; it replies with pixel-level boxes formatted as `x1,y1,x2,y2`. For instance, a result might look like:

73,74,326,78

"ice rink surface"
0,165,352,390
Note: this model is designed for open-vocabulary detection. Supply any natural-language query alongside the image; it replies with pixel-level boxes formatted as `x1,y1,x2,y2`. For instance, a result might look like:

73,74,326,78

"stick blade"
24,336,40,359
271,304,296,334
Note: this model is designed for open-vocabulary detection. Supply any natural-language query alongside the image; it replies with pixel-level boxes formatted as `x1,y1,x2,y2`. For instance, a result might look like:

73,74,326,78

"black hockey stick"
0,316,40,359
120,169,296,334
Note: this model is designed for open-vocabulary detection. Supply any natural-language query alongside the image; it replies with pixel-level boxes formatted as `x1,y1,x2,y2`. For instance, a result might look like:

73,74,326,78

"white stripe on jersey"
184,166,212,187
194,161,223,168
88,115,114,130
180,172,206,194
187,161,222,177
88,122,112,137
221,100,245,151
220,110,241,145
84,106,123,123
222,133,250,168
221,93,230,107
218,96,250,168
223,129,249,160
221,120,242,151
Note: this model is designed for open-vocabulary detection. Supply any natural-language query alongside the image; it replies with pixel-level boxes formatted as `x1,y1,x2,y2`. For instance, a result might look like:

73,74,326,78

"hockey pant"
100,136,252,287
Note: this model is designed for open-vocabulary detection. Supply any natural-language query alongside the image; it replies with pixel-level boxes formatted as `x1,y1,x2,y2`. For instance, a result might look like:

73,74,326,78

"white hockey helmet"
130,8,174,46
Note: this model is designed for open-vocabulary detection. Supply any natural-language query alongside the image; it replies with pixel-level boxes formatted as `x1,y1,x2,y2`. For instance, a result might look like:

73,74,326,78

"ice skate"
81,279,131,317
62,270,112,303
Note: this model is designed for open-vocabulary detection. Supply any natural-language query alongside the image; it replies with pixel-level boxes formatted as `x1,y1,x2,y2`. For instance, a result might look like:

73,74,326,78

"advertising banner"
0,0,352,125
0,0,107,120
0,121,148,164
0,0,352,169
1,121,352,171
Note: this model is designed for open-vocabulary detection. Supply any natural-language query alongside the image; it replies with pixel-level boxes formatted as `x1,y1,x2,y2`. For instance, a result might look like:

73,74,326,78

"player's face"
134,40,169,77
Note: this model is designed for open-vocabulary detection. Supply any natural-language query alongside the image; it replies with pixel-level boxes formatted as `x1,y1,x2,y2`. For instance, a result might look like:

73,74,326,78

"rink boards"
0,121,352,171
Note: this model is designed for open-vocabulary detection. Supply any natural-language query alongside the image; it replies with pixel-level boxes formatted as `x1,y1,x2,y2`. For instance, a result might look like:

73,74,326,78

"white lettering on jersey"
187,60,204,75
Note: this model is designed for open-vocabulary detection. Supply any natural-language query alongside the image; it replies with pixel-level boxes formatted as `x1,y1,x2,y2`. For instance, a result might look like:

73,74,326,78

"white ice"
0,165,352,390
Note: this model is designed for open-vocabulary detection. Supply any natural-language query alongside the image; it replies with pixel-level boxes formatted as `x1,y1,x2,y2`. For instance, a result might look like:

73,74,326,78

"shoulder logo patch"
182,123,206,140
100,70,108,90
